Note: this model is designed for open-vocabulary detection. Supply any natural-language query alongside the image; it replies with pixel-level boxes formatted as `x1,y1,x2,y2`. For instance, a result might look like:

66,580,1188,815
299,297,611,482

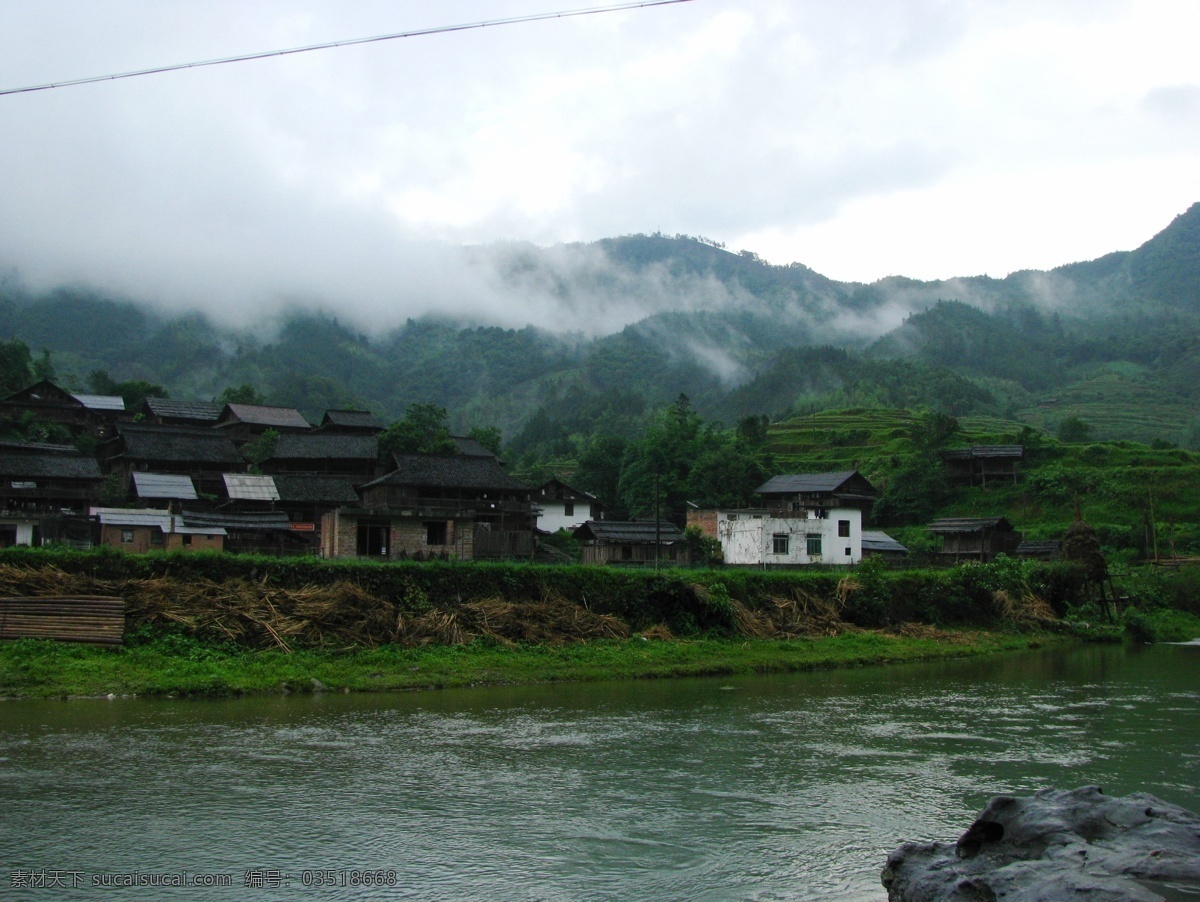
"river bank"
0,628,1058,699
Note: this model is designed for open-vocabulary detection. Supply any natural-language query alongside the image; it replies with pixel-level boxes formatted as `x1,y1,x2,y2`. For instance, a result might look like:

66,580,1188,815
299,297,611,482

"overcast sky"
1,0,1197,332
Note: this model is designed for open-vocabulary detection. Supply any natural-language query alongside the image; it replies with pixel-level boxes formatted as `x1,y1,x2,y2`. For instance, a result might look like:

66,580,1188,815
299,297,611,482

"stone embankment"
882,785,1200,900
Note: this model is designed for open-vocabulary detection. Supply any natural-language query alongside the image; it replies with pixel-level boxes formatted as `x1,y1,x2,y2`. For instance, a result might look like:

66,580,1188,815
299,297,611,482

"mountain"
0,204,1198,449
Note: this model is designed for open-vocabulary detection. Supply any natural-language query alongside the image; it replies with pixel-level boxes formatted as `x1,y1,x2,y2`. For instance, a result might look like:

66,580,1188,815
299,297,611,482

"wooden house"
941,445,1025,487
139,398,222,428
929,517,1019,562
98,424,243,499
321,452,536,561
213,403,311,442
272,474,360,549
573,520,687,566
755,471,878,520
178,508,302,556
317,409,384,434
0,441,105,546
260,433,380,484
0,380,126,439
535,477,603,533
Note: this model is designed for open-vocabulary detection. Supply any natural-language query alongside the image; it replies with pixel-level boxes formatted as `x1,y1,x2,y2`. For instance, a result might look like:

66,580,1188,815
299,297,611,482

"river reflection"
1,643,1197,900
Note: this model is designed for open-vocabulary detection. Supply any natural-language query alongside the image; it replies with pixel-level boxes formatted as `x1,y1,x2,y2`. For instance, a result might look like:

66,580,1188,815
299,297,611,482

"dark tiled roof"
941,445,1025,461
365,453,530,492
320,410,383,431
0,451,103,480
272,475,360,504
573,520,685,543
862,530,908,554
452,436,497,458
181,509,294,530
220,403,311,430
271,433,378,460
0,440,79,454
114,424,243,464
929,517,1014,534
144,398,223,422
756,471,873,496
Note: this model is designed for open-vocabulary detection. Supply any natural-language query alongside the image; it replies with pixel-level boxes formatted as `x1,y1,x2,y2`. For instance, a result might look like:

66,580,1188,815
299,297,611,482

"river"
1,641,1197,900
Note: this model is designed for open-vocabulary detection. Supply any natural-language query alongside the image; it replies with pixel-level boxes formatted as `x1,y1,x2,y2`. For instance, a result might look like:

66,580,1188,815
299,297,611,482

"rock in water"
882,785,1200,900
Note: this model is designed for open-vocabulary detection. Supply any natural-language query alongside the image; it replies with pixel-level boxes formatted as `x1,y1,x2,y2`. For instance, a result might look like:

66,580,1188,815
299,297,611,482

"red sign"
290,523,315,531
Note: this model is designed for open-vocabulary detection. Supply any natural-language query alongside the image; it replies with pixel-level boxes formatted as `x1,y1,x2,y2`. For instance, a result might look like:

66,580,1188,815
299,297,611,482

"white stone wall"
717,508,862,566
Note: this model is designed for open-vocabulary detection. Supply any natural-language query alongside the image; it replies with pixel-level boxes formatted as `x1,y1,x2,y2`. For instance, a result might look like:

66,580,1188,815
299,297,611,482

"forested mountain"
1,203,1198,454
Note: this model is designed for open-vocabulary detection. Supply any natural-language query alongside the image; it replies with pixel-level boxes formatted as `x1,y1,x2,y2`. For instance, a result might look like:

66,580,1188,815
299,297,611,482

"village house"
535,477,603,533
212,403,311,443
91,506,226,553
941,445,1025,487
929,517,1020,562
573,520,687,566
693,471,877,568
138,397,222,428
320,452,536,561
0,379,127,439
316,409,384,434
0,441,105,546
97,423,245,499
259,432,381,484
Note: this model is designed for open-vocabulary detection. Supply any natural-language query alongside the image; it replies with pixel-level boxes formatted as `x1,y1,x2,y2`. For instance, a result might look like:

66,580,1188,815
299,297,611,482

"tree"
467,425,503,457
0,339,34,396
217,384,266,406
1057,416,1093,443
241,428,279,473
378,403,458,458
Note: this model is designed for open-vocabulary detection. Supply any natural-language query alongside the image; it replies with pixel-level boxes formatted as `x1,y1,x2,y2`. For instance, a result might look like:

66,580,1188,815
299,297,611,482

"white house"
535,477,603,533
708,471,877,568
718,507,863,566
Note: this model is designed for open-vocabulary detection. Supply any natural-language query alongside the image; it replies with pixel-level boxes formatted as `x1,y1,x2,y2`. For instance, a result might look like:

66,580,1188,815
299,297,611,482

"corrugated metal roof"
144,398,222,422
223,473,281,501
71,393,125,411
181,509,293,530
132,472,198,500
88,507,226,535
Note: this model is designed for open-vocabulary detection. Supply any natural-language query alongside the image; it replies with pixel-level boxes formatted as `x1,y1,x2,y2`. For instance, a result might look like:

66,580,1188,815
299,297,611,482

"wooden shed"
941,445,1025,487
573,520,687,566
929,517,1019,563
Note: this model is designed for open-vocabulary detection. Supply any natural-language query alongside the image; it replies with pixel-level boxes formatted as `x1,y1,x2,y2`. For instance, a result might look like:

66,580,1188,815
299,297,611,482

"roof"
272,474,360,504
180,509,294,531
111,424,243,464
756,471,875,497
0,450,103,481
941,445,1025,461
929,517,1015,534
0,440,80,454
132,472,198,500
452,436,498,458
320,409,383,431
365,453,530,492
573,520,686,543
270,433,378,460
143,398,223,423
536,477,596,502
70,393,125,412
89,507,226,536
1016,539,1061,556
862,530,908,554
223,473,281,502
220,403,311,430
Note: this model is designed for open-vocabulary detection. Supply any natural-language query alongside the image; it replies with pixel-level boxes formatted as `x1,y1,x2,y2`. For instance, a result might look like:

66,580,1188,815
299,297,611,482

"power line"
0,0,694,97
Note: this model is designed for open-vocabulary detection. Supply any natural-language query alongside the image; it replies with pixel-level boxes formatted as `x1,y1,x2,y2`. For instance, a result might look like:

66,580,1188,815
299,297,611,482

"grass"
0,629,1054,699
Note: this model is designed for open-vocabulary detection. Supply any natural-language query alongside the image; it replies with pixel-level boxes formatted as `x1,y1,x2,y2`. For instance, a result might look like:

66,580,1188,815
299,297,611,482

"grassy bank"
0,628,1054,699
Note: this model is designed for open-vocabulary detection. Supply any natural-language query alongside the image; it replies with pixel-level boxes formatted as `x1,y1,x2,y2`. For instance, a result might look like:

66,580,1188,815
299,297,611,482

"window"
806,535,822,556
182,535,192,548
621,545,633,561
772,533,789,554
426,521,448,545
845,547,852,557
564,502,574,517
838,519,851,537
121,529,134,544
150,530,164,546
